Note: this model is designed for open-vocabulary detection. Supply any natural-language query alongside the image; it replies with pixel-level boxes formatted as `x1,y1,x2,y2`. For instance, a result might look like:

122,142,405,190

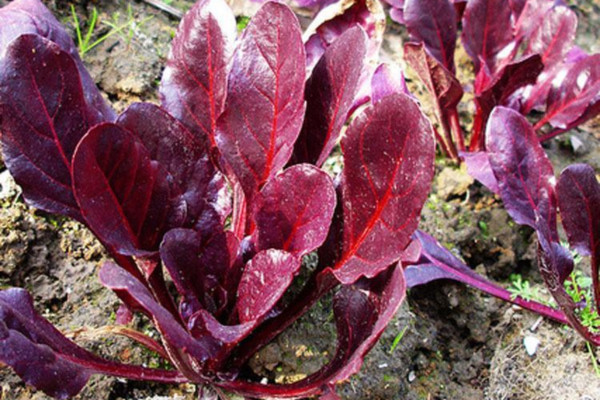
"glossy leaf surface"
72,123,182,255
485,107,556,231
253,164,336,257
160,0,236,146
0,35,106,220
216,2,306,202
537,54,600,129
404,0,457,71
371,63,410,104
290,27,366,166
333,93,435,283
0,0,114,120
523,6,577,70
236,249,301,323
160,227,238,318
461,0,516,73
117,103,226,227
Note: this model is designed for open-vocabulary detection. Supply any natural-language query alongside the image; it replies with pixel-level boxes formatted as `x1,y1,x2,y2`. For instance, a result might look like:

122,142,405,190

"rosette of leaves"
0,0,435,398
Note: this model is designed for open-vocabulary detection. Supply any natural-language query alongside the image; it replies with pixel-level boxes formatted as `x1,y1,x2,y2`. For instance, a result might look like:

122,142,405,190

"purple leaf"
72,123,184,256
523,6,577,70
99,262,219,362
0,35,107,220
253,164,336,257
331,93,435,284
371,63,410,104
461,0,516,74
514,0,562,39
236,249,301,323
160,0,236,147
557,165,600,257
403,43,463,112
117,103,227,227
304,0,385,73
0,0,114,121
473,55,544,143
160,227,239,318
557,164,600,307
405,230,568,323
534,225,600,343
290,26,367,166
0,288,184,399
461,151,499,194
485,107,557,232
404,0,457,71
215,2,306,202
535,54,600,130
403,42,463,156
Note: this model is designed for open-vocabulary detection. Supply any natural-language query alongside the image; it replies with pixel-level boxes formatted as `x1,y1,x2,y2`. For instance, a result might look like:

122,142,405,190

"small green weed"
71,5,153,56
508,273,551,305
565,271,600,333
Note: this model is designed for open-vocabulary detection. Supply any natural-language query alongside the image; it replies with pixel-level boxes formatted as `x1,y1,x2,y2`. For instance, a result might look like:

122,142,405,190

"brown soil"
0,0,599,399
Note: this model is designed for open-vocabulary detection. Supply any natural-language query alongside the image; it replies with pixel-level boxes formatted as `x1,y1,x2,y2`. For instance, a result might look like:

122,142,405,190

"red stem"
448,108,466,152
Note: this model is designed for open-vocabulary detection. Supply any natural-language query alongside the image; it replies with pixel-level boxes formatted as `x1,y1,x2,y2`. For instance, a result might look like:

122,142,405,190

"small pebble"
523,335,540,356
407,370,416,382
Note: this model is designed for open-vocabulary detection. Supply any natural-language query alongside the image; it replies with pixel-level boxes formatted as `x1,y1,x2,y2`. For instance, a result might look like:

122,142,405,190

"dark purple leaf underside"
371,63,410,105
461,0,515,74
0,34,105,220
99,262,219,361
216,2,306,202
0,289,93,398
403,0,457,71
333,93,435,284
160,0,236,147
117,103,225,227
253,164,336,257
160,227,238,318
0,288,184,399
72,123,182,256
523,6,577,70
557,164,600,308
538,54,600,129
461,151,499,194
403,43,463,112
290,26,366,167
236,249,301,323
0,0,114,121
485,107,557,232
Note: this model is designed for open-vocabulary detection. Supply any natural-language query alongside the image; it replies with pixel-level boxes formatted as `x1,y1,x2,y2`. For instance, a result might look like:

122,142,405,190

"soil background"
0,0,600,399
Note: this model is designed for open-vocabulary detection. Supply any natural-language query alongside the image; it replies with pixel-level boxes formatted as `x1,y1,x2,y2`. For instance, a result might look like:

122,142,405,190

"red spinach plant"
400,0,599,160
398,0,600,344
0,0,435,398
